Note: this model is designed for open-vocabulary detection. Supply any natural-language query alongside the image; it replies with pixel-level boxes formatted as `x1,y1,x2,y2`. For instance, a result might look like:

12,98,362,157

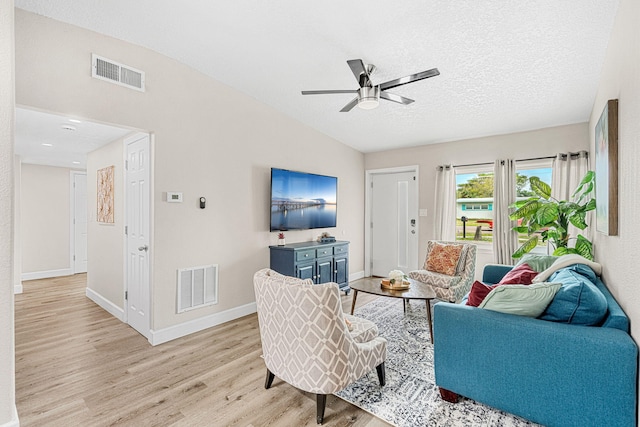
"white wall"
15,9,365,333
587,0,640,419
20,163,72,277
86,137,125,310
364,123,589,276
0,0,16,425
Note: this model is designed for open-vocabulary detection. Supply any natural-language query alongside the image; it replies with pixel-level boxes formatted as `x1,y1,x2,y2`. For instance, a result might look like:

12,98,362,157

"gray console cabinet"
269,240,350,294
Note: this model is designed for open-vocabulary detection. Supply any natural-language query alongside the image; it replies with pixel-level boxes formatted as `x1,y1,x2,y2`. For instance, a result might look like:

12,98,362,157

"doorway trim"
364,165,419,277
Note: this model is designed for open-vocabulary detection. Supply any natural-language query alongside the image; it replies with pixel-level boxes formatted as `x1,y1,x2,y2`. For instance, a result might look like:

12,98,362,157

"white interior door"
370,171,418,277
126,134,151,338
73,172,88,273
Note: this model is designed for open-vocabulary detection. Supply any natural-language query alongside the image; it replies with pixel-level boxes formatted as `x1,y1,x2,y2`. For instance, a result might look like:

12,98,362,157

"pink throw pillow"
498,263,538,285
466,280,496,307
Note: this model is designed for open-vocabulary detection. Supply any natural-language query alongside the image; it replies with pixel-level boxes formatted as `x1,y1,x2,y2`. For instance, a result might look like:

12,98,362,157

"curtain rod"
447,151,588,169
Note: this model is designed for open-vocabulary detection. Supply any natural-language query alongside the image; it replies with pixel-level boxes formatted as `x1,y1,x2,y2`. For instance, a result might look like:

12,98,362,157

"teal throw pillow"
479,282,561,317
539,265,607,325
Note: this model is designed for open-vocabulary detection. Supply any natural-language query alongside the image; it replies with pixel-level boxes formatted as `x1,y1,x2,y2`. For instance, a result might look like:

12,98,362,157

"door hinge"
413,176,416,180
371,181,373,188
125,160,128,170
125,291,128,300
73,255,76,261
371,221,373,228
125,225,128,235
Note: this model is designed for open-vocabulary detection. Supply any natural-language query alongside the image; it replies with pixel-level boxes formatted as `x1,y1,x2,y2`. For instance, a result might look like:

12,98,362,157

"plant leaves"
568,211,588,230
530,177,552,199
509,200,540,220
573,171,596,203
512,226,529,233
584,199,596,212
511,236,539,259
575,234,594,260
535,203,559,225
553,247,575,256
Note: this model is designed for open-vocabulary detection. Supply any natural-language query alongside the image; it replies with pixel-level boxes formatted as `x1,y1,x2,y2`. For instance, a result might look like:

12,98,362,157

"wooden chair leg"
316,394,326,424
264,369,275,389
376,362,386,386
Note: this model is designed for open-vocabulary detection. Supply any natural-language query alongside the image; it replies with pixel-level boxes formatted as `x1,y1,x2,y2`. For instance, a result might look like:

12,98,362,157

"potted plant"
509,171,596,260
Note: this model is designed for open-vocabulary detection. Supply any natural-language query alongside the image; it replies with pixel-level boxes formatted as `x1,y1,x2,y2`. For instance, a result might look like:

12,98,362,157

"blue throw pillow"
539,264,607,325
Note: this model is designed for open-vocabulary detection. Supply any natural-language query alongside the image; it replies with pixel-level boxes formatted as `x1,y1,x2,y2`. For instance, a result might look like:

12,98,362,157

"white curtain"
434,165,457,241
493,159,518,264
552,151,590,241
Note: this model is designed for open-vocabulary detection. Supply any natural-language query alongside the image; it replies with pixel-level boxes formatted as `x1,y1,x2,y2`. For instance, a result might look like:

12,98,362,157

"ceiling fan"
301,59,439,112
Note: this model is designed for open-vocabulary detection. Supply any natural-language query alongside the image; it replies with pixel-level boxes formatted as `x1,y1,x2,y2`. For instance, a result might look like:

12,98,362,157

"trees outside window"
455,162,552,246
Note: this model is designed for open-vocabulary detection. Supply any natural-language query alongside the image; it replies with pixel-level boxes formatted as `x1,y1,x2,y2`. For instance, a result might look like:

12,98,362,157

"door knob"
138,245,149,252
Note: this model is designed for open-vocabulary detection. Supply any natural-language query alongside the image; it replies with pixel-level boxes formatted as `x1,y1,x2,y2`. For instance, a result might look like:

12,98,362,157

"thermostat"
167,192,183,203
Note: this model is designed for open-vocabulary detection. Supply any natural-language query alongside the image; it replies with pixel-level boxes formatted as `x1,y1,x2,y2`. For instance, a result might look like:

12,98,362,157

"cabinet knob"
304,254,309,257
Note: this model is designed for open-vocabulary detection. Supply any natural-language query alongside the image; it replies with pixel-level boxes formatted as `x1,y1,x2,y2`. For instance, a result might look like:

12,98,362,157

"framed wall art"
595,99,618,236
97,165,115,224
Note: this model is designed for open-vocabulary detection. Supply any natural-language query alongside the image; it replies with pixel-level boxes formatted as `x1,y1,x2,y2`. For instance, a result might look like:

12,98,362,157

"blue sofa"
433,263,638,427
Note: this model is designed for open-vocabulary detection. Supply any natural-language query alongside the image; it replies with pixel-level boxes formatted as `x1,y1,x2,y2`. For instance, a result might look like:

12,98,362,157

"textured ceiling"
15,1,619,153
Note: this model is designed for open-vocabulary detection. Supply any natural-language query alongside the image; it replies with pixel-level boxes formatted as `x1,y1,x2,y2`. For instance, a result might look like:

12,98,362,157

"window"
456,166,494,244
515,160,553,249
455,160,553,247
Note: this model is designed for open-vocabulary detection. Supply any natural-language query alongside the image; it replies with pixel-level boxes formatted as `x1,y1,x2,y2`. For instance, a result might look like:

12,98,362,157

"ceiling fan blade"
340,97,359,112
301,90,358,95
347,59,372,88
380,91,414,105
379,68,440,91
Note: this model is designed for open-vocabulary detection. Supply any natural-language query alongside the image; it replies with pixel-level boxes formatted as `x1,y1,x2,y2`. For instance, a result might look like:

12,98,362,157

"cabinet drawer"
316,247,332,258
333,245,348,255
296,249,315,262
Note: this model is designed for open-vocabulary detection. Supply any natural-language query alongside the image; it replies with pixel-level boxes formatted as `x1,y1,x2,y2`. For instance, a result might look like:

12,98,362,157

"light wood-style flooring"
15,274,388,427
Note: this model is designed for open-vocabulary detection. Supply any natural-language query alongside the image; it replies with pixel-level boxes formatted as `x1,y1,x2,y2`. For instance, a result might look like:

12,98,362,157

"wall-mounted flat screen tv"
270,168,337,231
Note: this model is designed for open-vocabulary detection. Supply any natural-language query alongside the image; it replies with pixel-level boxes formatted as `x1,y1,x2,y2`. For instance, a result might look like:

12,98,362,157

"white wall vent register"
92,54,146,92
177,264,218,313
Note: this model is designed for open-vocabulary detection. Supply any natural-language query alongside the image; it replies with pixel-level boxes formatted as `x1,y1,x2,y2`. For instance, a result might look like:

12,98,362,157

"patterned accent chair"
254,268,387,424
408,241,477,303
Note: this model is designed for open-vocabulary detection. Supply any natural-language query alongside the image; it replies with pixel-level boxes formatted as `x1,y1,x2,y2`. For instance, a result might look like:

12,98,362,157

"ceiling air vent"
92,54,145,92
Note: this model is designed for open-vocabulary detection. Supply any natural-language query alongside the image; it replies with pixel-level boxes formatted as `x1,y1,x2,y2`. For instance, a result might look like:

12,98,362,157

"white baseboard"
149,302,257,346
0,405,19,427
14,284,23,294
349,270,365,281
22,268,73,281
85,287,125,322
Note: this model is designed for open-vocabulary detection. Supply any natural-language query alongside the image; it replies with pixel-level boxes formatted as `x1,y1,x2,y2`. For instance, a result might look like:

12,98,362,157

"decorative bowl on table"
380,278,410,290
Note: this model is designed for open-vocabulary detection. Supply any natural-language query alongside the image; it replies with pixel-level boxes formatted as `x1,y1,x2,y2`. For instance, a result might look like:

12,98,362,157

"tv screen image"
270,168,337,231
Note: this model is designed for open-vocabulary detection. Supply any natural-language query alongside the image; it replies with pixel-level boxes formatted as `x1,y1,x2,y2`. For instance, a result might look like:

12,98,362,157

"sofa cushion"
514,254,558,272
497,263,538,285
479,282,561,317
539,264,608,325
466,280,496,307
426,242,463,276
409,270,462,289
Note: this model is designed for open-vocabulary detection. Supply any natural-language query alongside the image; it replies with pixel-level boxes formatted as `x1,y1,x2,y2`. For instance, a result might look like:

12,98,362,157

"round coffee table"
350,278,437,343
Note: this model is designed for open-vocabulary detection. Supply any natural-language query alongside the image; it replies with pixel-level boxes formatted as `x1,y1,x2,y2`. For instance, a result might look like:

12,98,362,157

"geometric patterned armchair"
253,268,387,424
408,241,477,303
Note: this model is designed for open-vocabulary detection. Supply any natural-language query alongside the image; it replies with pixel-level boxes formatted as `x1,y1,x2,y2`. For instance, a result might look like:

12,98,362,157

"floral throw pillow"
426,243,463,276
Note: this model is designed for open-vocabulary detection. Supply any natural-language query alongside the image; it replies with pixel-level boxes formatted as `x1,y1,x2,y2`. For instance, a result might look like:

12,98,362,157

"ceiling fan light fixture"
357,86,380,110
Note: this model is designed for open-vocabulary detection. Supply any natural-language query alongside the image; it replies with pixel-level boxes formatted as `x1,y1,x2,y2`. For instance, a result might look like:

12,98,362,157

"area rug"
334,298,541,427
